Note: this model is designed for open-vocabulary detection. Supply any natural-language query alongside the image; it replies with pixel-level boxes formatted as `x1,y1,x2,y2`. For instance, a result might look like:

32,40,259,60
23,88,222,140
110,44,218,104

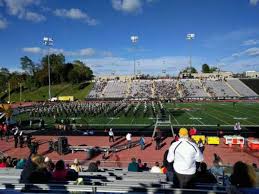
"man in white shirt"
108,128,114,142
126,133,132,149
167,128,203,188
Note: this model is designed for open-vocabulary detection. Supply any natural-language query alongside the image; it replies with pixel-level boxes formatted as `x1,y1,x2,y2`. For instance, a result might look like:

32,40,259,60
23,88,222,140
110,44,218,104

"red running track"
0,136,258,168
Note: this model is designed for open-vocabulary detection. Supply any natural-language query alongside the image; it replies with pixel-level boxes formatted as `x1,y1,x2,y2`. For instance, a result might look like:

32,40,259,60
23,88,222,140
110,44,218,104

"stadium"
0,0,259,193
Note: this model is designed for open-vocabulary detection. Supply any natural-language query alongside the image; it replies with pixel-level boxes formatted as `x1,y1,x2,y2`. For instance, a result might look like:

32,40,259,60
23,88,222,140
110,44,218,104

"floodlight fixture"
186,33,195,40
43,37,53,46
131,35,138,43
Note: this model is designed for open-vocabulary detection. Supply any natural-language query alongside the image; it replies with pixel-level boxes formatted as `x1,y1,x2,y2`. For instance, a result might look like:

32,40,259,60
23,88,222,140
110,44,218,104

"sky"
0,0,259,76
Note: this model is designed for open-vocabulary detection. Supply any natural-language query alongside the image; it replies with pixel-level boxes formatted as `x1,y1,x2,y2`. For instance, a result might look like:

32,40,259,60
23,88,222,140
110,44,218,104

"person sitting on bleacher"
20,154,51,183
150,162,161,173
167,128,203,188
70,158,82,172
16,158,26,169
229,161,256,188
87,160,101,172
52,160,70,182
128,157,139,172
0,157,7,168
194,162,217,184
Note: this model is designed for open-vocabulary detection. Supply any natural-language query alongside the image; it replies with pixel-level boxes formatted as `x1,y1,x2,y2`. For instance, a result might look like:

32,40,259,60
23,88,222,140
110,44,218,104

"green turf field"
16,101,259,128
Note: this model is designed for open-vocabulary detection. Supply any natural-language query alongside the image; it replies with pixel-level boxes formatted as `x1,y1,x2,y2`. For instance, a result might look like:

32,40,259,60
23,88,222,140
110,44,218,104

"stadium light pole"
131,35,138,77
43,37,53,101
186,33,195,77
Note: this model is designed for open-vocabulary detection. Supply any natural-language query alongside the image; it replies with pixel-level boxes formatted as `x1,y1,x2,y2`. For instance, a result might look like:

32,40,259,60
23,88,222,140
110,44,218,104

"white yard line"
184,111,205,125
209,106,256,125
203,111,231,125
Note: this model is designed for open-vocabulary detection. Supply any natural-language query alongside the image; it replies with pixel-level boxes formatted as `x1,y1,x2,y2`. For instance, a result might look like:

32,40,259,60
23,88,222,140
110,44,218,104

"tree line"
0,54,94,97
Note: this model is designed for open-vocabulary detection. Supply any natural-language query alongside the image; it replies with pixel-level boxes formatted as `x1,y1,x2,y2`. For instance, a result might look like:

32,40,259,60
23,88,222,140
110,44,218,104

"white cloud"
232,47,259,58
112,0,142,13
22,47,96,57
1,0,45,22
79,48,95,56
102,51,113,57
249,0,259,6
82,56,206,75
24,11,45,22
0,17,7,29
22,47,42,53
242,39,259,46
54,8,98,26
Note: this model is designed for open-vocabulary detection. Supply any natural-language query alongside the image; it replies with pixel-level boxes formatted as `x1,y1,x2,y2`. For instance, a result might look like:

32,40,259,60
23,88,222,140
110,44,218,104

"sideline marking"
233,117,247,120
190,117,202,120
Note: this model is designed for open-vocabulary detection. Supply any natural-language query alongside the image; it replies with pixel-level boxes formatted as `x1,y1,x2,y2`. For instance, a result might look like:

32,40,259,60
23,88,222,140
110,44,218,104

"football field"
85,102,259,127
17,101,259,129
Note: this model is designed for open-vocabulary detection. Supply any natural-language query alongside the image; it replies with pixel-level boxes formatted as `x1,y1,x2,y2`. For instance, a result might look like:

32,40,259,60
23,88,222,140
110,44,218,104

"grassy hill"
6,82,93,102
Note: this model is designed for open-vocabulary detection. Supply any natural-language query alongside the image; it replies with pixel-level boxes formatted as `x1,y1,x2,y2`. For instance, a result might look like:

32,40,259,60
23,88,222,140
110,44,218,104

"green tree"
20,56,35,75
41,54,65,84
182,67,197,73
202,64,210,73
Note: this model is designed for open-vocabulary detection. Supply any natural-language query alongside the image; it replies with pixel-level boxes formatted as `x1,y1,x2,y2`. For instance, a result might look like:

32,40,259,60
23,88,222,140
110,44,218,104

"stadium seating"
129,80,153,99
0,168,230,194
181,79,209,98
103,81,128,98
202,80,237,97
227,79,258,97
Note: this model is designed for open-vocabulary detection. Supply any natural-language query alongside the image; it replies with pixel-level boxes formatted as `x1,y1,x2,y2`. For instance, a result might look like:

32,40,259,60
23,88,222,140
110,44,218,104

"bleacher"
227,79,258,97
86,78,258,100
154,79,179,99
88,81,107,98
202,80,237,98
103,81,128,98
0,168,231,193
129,80,152,99
181,79,209,98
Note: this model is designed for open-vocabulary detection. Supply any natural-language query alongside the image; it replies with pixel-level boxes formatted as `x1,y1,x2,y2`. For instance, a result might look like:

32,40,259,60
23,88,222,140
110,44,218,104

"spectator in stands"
70,158,82,173
108,128,115,142
150,162,161,173
87,160,101,172
126,133,132,149
0,157,7,168
16,158,26,169
128,157,139,172
210,155,224,178
139,136,145,150
20,154,51,183
194,162,217,184
137,159,144,172
52,160,69,182
189,127,197,137
252,163,257,169
44,157,55,172
167,128,203,188
229,161,256,188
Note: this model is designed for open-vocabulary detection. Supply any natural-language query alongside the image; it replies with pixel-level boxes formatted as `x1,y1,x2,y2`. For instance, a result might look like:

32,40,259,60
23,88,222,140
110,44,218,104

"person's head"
179,128,188,138
155,162,159,167
55,160,65,171
232,161,256,188
137,159,142,163
131,157,136,163
31,154,45,169
200,162,207,172
73,158,79,165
